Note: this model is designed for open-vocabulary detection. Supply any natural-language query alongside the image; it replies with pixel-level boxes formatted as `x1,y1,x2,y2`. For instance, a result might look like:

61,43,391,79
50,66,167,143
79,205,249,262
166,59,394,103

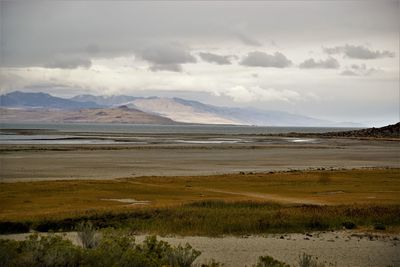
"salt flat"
1,136,398,182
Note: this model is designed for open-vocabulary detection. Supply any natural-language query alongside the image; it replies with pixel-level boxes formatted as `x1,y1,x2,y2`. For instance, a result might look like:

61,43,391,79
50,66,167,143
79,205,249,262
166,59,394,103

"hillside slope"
0,106,177,124
1,91,102,109
324,122,400,138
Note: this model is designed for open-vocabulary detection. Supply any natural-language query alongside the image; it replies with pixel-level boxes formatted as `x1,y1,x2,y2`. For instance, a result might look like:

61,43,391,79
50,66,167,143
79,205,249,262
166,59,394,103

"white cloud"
219,86,301,103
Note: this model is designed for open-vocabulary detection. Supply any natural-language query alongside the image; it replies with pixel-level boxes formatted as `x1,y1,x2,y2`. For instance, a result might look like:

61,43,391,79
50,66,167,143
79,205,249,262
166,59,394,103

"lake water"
0,122,359,145
0,122,358,134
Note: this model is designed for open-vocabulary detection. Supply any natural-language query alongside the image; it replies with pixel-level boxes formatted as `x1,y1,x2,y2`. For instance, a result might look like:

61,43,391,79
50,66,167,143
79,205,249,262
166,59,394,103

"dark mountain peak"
118,105,129,110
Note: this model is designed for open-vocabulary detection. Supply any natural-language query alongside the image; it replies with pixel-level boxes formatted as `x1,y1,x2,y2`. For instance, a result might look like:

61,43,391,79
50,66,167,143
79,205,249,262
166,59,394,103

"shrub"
196,259,224,267
0,221,30,234
342,221,356,229
298,253,325,267
0,239,19,267
168,243,201,267
17,234,81,267
0,232,200,267
252,255,290,267
374,223,386,230
76,221,99,249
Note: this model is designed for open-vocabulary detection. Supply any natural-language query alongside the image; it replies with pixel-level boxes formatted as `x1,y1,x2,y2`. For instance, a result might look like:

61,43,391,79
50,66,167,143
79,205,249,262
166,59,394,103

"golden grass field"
1,168,399,221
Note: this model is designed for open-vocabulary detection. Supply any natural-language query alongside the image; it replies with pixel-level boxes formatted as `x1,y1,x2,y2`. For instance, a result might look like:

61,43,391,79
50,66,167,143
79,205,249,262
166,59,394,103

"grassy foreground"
0,169,399,235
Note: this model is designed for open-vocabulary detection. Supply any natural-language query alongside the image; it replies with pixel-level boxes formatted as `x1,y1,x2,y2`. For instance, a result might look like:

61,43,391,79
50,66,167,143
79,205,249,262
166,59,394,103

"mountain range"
0,91,362,127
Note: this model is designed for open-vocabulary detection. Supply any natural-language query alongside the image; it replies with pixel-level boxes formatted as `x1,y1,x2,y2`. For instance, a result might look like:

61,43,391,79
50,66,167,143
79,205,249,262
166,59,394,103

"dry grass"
0,168,399,222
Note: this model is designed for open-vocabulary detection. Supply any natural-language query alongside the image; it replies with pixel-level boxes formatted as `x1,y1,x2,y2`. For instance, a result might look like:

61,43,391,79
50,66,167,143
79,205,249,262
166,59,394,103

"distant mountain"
0,106,176,124
0,91,102,109
70,94,138,106
125,97,240,125
123,97,361,127
0,91,363,126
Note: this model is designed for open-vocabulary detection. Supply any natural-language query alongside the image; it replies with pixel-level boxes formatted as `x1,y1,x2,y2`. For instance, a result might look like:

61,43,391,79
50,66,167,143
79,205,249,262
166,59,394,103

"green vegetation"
1,201,399,235
0,231,331,267
1,169,399,222
252,255,290,267
0,231,204,267
0,169,399,236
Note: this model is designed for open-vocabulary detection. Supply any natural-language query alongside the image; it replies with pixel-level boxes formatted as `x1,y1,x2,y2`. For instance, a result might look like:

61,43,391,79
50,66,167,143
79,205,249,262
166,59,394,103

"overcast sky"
0,1,399,126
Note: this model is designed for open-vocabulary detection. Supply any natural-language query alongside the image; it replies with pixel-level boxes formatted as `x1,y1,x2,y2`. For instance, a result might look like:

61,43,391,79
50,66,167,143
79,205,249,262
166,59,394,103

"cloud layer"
340,64,378,76
44,57,92,69
299,57,339,69
199,52,232,65
240,52,292,68
1,1,398,125
220,86,300,103
324,44,395,59
136,44,196,72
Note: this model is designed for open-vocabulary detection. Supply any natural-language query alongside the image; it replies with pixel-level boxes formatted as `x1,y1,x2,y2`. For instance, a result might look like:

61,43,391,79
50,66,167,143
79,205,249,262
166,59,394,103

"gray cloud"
340,70,358,76
340,63,378,76
240,51,292,68
138,44,196,65
299,57,340,69
235,33,262,46
44,57,92,69
135,44,196,72
199,52,232,65
324,44,395,59
149,64,182,72
1,2,398,68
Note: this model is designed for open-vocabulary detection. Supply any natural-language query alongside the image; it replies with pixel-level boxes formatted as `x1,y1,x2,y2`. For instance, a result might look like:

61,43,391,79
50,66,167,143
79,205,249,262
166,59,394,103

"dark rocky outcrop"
324,122,399,138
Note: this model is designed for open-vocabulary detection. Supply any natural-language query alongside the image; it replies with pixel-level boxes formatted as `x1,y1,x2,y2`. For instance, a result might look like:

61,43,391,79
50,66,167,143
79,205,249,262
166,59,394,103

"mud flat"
1,136,399,182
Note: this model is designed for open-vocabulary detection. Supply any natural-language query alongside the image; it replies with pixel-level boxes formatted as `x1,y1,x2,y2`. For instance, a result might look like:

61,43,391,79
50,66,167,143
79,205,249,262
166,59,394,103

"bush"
342,221,356,229
374,223,386,230
11,233,82,267
0,231,206,267
0,239,19,267
298,253,325,267
252,255,290,267
168,243,201,267
0,221,30,234
76,221,99,249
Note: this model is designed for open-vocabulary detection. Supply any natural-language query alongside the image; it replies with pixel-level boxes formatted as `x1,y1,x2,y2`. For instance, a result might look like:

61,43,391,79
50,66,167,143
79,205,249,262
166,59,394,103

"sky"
0,0,399,126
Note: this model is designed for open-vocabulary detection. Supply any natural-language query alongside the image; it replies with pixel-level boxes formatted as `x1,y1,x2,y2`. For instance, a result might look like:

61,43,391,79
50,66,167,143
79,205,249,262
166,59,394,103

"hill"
120,97,360,127
0,106,176,124
0,91,102,109
324,122,400,138
2,91,363,127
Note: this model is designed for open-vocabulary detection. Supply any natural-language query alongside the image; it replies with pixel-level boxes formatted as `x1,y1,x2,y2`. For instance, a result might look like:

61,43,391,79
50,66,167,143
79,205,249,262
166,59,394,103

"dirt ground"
1,137,399,182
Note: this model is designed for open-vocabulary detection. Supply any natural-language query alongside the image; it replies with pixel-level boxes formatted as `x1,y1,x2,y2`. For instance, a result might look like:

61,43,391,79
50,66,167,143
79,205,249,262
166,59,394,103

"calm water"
0,122,359,135
0,123,360,144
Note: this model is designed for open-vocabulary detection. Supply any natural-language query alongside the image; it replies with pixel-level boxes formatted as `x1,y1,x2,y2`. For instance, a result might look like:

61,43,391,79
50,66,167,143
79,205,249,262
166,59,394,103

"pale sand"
1,231,399,267
1,137,399,182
